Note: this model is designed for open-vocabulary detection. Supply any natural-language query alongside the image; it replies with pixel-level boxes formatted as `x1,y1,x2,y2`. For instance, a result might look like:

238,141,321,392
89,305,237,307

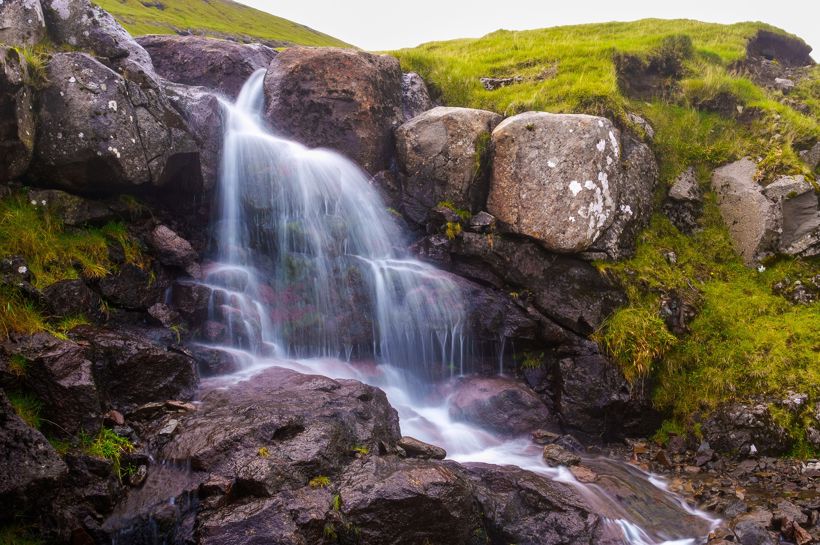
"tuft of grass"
444,222,462,240
593,307,678,383
8,354,29,377
91,0,350,47
0,526,44,545
519,351,544,370
8,392,42,429
257,446,270,458
351,444,369,456
81,428,135,479
308,475,331,489
331,493,342,512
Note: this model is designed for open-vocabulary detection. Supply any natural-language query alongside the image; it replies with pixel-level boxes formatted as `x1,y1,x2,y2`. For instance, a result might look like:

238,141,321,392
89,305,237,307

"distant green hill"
92,0,351,47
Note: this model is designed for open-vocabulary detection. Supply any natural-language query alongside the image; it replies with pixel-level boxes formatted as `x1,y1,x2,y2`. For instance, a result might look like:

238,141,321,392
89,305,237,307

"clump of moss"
81,428,135,479
519,351,544,370
8,391,42,429
308,475,331,488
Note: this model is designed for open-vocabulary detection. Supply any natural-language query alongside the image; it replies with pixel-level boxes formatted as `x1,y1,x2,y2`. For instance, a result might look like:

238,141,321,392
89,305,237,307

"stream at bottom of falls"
191,351,721,545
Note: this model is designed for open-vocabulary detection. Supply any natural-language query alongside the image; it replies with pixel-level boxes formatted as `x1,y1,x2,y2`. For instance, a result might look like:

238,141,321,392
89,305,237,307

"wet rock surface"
0,47,36,182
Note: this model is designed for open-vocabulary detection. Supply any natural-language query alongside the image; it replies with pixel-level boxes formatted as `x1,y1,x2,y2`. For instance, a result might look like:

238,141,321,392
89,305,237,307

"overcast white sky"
236,0,818,57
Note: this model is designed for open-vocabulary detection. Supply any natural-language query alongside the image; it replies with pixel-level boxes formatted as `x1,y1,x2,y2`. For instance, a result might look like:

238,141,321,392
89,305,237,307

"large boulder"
447,376,555,436
70,325,197,412
263,47,403,174
148,224,200,278
701,401,792,456
763,175,820,257
0,47,36,182
30,52,201,196
396,106,502,220
0,0,47,47
42,279,103,320
26,188,116,226
0,390,67,518
586,133,658,259
4,332,102,434
487,112,623,253
40,0,156,77
136,35,276,98
711,159,820,263
164,82,224,193
711,158,779,264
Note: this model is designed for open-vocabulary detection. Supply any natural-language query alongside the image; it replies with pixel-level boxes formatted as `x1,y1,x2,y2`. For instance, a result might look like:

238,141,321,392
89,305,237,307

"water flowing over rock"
487,111,623,252
0,0,47,47
137,35,277,98
30,52,201,196
0,47,36,182
263,47,403,174
396,106,502,220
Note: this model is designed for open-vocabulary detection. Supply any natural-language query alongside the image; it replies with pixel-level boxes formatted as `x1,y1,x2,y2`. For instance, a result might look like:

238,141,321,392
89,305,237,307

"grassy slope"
92,0,350,47
393,19,820,452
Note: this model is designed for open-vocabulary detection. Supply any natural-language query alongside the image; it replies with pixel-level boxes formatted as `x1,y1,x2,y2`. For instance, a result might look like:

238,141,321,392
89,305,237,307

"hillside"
92,0,351,47
394,19,820,452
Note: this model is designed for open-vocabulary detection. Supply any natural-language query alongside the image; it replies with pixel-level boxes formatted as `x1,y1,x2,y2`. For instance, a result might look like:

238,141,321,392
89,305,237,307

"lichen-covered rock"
264,47,403,174
40,0,156,77
711,158,779,264
586,133,658,259
0,47,36,182
42,279,103,320
30,52,200,195
4,332,102,434
701,401,791,456
149,224,200,278
136,35,276,98
487,112,623,252
0,390,67,516
396,106,502,221
401,71,434,120
27,188,116,226
0,0,47,46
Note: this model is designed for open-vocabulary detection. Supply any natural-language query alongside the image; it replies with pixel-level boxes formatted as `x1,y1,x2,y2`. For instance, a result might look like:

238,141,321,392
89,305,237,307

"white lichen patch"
547,160,556,168
569,180,582,196
584,180,595,190
596,139,606,152
108,100,118,112
606,155,613,166
107,146,121,159
608,131,620,158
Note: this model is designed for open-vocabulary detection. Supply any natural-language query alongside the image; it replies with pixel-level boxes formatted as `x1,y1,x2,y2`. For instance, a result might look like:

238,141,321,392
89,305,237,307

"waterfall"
207,69,468,388
196,70,719,545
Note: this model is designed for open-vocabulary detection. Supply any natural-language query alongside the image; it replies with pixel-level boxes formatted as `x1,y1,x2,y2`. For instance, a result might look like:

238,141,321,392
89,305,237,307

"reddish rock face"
263,47,403,174
137,35,277,99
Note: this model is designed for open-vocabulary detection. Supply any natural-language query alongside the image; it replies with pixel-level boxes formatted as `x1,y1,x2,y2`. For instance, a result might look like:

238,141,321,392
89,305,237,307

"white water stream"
197,69,720,545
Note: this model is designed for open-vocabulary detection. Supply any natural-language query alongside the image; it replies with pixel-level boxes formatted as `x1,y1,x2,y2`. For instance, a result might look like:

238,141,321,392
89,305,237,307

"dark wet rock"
26,189,116,227
136,35,276,98
463,463,606,545
732,509,776,545
586,133,658,260
147,303,180,328
0,47,36,182
487,111,623,252
401,71,434,120
169,281,212,323
664,167,703,233
42,279,103,321
70,325,197,412
4,332,101,433
396,106,501,220
447,375,555,436
263,47,403,174
185,344,241,376
701,401,791,456
799,141,820,171
0,0,47,46
40,0,156,77
542,444,581,466
1,254,36,287
164,82,224,194
97,263,165,311
148,224,200,278
338,456,482,545
0,390,67,517
30,52,201,196
397,436,447,459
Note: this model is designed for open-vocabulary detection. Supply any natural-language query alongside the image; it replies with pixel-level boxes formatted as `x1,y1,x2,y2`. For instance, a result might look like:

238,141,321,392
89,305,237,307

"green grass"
92,0,350,47
7,391,42,429
395,20,820,451
0,191,144,340
80,428,135,479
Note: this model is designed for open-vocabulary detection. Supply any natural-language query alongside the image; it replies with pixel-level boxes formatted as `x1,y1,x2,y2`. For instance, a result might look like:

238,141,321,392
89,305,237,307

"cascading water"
194,70,720,544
